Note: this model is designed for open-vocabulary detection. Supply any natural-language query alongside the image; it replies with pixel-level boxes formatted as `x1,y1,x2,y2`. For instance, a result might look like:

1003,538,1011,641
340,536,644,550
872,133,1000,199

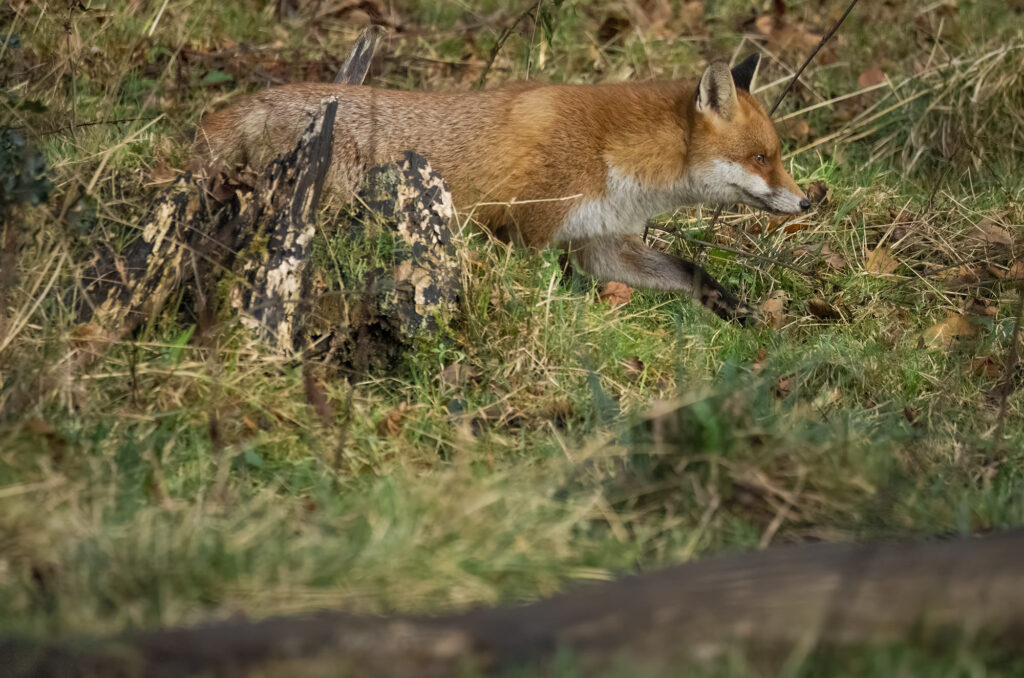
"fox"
192,53,809,323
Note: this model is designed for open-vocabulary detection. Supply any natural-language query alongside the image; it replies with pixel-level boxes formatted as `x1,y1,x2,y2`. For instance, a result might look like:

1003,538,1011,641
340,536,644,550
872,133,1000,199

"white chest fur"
554,165,699,245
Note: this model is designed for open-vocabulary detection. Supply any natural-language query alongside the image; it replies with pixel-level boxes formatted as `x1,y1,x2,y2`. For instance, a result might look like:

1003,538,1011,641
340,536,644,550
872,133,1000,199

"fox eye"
754,153,767,166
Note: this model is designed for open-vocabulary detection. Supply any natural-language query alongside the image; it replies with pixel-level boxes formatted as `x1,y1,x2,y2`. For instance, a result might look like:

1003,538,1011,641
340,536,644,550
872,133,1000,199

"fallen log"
6,530,1024,677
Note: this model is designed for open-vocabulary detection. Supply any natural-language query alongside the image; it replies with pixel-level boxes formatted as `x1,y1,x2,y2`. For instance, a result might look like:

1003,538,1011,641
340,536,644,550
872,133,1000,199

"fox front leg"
567,234,758,325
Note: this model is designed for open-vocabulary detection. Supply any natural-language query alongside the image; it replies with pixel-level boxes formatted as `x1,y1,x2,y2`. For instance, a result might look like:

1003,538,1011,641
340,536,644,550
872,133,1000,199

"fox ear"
731,53,760,91
696,61,738,120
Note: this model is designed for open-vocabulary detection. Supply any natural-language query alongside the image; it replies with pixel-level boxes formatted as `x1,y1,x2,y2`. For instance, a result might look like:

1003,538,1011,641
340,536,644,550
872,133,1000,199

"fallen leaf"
782,118,810,143
866,246,899,275
621,356,644,378
903,406,920,426
806,297,841,320
760,290,787,329
752,346,768,372
146,163,176,186
24,418,57,437
968,213,1013,248
377,402,410,437
969,297,998,318
597,281,634,308
440,362,474,387
804,180,828,206
857,64,886,89
923,313,977,351
767,216,811,234
775,376,793,397
824,249,846,271
988,259,1024,281
969,356,1002,380
939,264,982,288
303,366,332,427
754,15,822,51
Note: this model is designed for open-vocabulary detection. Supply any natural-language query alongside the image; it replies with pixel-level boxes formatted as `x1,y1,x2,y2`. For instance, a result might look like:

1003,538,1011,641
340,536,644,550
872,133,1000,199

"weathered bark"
229,97,337,351
334,25,384,85
308,151,460,373
7,530,1024,678
77,175,216,331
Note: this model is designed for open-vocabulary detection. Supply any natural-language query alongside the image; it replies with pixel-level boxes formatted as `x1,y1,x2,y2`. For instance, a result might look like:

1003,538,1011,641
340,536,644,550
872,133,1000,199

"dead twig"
474,1,540,90
29,116,162,137
768,0,862,116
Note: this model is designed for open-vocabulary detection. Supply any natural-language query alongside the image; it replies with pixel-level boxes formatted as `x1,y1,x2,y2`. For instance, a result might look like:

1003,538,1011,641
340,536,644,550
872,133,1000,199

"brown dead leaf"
303,366,332,427
598,281,634,308
857,64,886,89
968,213,1013,248
903,406,920,426
939,265,982,288
440,362,474,388
988,259,1024,281
826,253,847,271
775,376,793,398
970,297,999,318
807,297,841,320
146,162,176,186
923,313,977,351
760,290,787,330
804,180,828,206
767,216,811,234
969,356,1002,380
24,418,57,437
621,356,644,378
754,15,822,51
866,246,899,276
807,243,846,271
833,95,867,124
752,347,768,372
616,0,702,39
782,118,810,143
377,402,410,437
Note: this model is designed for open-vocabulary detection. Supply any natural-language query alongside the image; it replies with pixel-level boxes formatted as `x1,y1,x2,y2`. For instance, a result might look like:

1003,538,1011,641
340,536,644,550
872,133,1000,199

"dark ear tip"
730,53,760,91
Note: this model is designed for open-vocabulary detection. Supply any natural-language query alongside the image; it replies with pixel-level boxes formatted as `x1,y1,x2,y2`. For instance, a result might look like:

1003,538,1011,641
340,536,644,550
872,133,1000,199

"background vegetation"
2,0,1024,674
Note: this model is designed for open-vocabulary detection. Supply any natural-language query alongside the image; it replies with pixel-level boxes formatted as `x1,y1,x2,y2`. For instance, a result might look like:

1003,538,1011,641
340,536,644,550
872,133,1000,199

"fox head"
686,54,809,215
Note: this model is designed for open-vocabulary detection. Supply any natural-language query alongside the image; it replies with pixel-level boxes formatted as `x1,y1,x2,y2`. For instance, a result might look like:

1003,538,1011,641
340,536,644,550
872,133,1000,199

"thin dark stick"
30,116,161,136
768,0,861,116
475,1,540,90
993,283,1024,446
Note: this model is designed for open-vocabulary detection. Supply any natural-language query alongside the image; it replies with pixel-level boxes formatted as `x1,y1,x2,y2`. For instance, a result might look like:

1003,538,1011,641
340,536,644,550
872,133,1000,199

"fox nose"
799,198,811,211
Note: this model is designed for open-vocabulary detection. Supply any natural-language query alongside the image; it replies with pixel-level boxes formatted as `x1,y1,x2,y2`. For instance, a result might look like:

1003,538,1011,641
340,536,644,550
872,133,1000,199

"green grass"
2,0,1024,674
